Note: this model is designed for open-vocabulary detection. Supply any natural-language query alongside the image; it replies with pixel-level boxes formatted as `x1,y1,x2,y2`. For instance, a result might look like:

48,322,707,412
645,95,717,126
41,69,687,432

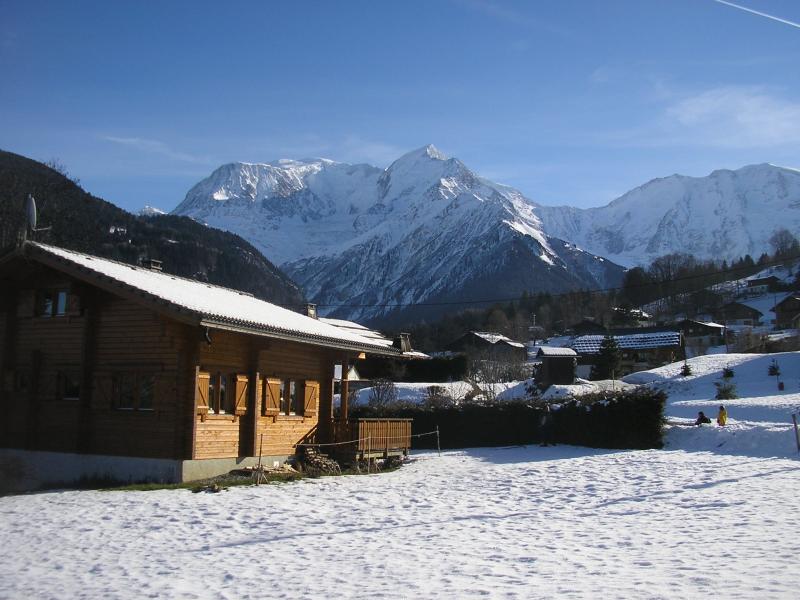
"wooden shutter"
265,378,281,415
66,293,81,316
303,380,319,417
195,370,210,415
234,375,248,416
17,290,35,317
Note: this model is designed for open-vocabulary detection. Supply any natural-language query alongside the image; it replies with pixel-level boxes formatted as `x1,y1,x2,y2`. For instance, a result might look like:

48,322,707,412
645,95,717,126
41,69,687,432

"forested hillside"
0,150,304,307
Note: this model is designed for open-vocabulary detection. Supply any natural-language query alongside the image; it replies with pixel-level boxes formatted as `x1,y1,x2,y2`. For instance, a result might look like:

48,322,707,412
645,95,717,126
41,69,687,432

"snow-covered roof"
472,331,526,348
681,319,726,329
22,242,398,355
537,347,578,357
319,317,429,359
571,332,681,354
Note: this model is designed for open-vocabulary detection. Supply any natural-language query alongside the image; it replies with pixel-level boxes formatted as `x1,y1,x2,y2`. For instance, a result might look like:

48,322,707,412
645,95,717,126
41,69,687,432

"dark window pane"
280,379,289,414
208,375,217,414
139,375,155,410
115,373,135,409
289,380,298,414
55,291,67,316
219,374,227,414
37,291,54,317
62,373,81,400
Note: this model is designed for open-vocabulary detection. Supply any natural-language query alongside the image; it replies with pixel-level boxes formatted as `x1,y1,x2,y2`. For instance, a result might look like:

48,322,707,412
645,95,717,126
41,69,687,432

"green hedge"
351,388,666,450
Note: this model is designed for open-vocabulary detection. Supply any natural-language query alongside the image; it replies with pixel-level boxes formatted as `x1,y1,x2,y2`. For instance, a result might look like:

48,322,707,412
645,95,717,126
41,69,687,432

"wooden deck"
331,418,412,459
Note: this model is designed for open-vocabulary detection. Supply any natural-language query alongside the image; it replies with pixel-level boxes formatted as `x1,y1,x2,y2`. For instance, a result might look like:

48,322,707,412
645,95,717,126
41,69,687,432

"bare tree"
769,228,800,260
367,378,398,410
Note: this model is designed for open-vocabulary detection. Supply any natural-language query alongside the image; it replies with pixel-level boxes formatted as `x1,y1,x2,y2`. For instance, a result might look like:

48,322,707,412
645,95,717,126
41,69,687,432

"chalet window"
13,371,30,393
205,372,236,415
58,371,81,400
280,379,300,415
36,290,68,318
112,373,156,411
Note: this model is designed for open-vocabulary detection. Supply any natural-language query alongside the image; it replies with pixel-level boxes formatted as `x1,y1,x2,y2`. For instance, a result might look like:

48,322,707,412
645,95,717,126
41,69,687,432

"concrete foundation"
0,449,293,494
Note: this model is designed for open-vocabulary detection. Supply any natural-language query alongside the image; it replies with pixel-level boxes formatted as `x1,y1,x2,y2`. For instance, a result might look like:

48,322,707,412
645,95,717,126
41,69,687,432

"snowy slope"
538,163,800,266
174,146,622,323
2,445,798,599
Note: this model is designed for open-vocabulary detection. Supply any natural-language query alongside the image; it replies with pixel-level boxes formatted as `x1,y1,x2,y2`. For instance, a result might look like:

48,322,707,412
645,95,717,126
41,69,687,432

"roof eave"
199,318,402,356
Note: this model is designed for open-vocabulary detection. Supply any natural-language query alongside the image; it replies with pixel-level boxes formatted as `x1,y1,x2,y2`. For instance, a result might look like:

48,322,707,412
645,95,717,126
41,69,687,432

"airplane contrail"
713,0,800,30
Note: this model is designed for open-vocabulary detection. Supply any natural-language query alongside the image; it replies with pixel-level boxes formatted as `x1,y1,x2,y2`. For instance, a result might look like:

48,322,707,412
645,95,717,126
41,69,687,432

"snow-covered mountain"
174,145,622,323
537,164,800,267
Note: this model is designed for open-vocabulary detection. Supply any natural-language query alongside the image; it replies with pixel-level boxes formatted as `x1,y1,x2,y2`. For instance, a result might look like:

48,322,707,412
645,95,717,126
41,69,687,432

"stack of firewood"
301,446,341,475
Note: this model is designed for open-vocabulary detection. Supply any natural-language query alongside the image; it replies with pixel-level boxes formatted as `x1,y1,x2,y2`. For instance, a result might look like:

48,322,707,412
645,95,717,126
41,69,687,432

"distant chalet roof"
319,317,429,359
472,331,526,349
536,347,578,357
17,242,399,355
571,331,682,355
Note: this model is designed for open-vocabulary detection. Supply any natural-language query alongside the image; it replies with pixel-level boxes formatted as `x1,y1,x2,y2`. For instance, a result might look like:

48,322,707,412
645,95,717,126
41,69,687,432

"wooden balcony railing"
331,418,412,458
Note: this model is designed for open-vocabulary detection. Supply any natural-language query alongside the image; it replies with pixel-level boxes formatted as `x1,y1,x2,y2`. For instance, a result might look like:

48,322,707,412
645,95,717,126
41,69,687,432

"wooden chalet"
0,242,411,492
772,295,800,329
444,331,527,362
674,319,726,349
712,302,763,327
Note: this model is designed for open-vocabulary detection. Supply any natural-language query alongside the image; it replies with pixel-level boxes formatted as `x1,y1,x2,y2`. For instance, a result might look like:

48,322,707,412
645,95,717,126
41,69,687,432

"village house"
673,319,726,353
570,331,683,378
712,302,763,327
444,331,528,362
772,295,800,329
745,275,781,296
0,242,412,492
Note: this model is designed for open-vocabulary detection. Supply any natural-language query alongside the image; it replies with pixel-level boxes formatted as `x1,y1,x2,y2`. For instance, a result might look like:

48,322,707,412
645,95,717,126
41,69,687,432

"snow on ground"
1,445,798,599
3,352,800,599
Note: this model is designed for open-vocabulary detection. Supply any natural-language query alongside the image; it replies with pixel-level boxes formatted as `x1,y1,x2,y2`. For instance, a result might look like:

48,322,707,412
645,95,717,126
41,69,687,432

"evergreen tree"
590,335,621,380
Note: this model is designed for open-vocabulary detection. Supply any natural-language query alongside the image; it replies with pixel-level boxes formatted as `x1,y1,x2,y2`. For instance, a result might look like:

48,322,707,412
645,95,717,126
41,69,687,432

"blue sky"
1,0,799,213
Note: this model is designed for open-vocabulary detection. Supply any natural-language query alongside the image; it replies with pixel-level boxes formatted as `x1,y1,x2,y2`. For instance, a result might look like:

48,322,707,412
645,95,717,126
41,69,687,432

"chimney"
147,259,163,272
393,332,411,353
305,303,317,319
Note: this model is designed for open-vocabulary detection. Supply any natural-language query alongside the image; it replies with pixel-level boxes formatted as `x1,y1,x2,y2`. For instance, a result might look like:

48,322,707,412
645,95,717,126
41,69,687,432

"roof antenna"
24,194,52,241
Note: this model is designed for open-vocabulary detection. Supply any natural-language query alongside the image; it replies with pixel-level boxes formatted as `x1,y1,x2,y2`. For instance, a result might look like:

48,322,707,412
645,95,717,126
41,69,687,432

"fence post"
436,425,441,457
792,414,800,453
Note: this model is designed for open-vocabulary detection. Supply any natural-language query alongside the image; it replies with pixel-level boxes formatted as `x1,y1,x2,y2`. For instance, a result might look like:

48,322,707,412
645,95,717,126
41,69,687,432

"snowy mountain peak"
537,162,800,266
139,205,166,217
173,146,622,322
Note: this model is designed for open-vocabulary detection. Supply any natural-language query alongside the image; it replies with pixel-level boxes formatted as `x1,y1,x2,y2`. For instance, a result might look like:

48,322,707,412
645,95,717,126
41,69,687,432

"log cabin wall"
0,263,190,459
193,330,339,460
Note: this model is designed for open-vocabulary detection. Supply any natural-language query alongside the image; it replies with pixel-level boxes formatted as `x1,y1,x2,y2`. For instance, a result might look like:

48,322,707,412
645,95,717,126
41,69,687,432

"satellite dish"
26,194,37,231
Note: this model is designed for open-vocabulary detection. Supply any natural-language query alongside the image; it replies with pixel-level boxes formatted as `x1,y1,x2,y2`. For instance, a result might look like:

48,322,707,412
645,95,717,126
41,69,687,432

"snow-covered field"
2,352,799,599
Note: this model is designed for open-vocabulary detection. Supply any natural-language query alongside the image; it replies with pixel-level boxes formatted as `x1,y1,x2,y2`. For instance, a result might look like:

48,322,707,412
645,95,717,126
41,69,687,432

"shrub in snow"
722,366,734,379
680,362,693,377
768,359,781,378
714,380,738,400
421,385,456,409
524,379,541,401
